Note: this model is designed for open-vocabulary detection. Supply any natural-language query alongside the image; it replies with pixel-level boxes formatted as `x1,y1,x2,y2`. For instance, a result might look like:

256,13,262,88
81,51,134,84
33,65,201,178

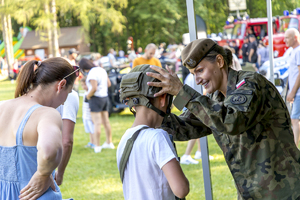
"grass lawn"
0,79,237,200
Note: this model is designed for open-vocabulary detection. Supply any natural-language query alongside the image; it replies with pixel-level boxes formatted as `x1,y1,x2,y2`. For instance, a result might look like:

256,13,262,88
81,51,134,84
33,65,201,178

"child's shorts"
83,118,94,134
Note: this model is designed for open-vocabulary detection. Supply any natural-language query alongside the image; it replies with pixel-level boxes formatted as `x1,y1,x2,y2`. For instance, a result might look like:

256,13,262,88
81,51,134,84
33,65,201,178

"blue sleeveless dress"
0,104,62,200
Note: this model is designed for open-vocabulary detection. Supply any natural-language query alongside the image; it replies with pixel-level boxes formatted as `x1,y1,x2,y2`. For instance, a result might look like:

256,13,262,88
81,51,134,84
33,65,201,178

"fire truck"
263,8,300,58
218,17,280,56
222,24,234,40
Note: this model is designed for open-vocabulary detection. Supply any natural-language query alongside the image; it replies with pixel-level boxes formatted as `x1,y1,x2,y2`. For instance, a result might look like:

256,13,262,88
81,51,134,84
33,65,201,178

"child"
117,64,189,200
81,77,96,150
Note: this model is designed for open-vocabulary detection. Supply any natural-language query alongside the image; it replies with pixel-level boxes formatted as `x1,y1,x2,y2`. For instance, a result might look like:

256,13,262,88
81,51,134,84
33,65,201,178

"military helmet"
120,64,172,117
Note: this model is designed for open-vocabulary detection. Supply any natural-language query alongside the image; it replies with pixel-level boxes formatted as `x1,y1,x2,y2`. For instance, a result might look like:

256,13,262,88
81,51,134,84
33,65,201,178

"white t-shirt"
82,92,91,120
116,125,178,200
57,90,79,123
108,53,116,67
86,67,108,97
288,45,300,96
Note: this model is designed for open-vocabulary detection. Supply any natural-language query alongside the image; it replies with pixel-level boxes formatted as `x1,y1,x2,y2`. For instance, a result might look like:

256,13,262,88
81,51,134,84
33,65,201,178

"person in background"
0,57,78,199
68,48,79,66
285,28,300,147
132,43,162,68
230,40,239,57
108,48,117,68
93,53,103,68
240,36,249,64
248,34,258,70
159,50,169,69
119,49,125,58
81,76,95,149
136,47,143,57
79,58,113,153
55,86,79,185
257,40,269,68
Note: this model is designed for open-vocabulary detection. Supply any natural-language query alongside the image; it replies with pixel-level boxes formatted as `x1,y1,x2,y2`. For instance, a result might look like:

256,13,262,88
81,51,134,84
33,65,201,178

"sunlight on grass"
0,79,237,199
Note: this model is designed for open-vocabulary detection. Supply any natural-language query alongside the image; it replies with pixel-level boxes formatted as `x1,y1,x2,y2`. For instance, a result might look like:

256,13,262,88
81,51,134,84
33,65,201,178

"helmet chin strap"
127,95,173,118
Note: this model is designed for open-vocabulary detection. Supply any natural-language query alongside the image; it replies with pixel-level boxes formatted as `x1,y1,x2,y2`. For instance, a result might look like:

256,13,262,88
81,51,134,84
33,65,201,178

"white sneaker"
180,155,199,165
101,142,115,149
194,151,202,159
194,151,214,160
94,146,102,153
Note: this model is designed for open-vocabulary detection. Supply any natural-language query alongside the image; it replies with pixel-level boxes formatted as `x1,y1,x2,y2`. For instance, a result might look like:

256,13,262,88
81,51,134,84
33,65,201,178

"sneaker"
194,151,202,159
180,155,199,165
85,142,95,149
101,142,115,149
94,146,102,153
194,151,214,160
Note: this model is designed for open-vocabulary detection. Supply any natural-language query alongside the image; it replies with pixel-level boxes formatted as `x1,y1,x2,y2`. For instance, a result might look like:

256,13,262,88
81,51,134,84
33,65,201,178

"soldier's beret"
181,38,217,69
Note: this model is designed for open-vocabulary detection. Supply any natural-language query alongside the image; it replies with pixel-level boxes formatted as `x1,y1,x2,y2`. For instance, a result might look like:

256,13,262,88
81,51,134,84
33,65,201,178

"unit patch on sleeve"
230,94,247,105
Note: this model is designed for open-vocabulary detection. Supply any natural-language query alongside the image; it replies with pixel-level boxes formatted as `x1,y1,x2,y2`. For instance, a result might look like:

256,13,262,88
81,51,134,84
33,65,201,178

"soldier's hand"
146,65,183,97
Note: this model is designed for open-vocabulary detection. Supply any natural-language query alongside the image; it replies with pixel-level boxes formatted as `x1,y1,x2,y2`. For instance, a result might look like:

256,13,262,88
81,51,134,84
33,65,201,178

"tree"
0,0,14,78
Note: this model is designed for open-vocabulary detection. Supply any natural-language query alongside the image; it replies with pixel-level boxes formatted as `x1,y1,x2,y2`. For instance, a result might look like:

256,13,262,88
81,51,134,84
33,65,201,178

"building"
20,26,89,59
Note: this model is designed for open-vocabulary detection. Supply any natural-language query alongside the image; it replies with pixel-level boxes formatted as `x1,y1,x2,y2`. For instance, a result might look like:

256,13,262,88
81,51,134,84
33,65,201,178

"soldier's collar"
226,68,239,96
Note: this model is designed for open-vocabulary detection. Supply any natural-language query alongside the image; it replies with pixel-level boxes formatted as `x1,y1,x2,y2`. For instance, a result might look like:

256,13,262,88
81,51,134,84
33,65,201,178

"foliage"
0,0,299,55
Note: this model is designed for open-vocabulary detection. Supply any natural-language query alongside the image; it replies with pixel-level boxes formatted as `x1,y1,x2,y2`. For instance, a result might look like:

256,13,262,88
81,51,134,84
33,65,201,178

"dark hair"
15,57,75,98
204,44,233,68
78,58,95,70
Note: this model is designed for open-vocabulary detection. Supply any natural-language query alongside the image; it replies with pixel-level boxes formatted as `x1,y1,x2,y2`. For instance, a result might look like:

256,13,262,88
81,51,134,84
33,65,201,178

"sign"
228,0,247,11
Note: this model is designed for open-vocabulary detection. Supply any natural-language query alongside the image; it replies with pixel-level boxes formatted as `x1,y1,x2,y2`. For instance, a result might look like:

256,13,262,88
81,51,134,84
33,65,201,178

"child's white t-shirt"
116,125,178,200
56,90,79,123
86,66,108,97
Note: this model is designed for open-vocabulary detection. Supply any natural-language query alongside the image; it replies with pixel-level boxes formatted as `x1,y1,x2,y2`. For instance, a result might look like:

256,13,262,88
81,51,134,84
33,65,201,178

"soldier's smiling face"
189,55,225,94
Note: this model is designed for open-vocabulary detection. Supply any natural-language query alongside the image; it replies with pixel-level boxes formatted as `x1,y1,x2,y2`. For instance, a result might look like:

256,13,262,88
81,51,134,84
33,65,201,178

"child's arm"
162,158,189,198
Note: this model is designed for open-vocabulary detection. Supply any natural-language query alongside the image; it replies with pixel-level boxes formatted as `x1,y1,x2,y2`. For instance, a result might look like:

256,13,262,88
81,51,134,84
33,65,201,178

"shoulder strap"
16,104,42,145
119,126,150,183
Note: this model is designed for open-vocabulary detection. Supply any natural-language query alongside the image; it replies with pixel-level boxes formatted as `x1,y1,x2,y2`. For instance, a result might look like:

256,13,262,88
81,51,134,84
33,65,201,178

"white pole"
186,1,213,200
267,0,274,84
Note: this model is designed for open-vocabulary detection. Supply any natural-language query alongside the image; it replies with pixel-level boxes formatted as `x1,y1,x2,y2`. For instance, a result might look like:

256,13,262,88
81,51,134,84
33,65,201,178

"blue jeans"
291,96,300,119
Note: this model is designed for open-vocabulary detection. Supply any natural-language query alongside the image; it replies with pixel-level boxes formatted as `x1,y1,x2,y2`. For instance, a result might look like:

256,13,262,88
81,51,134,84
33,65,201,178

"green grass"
0,79,236,200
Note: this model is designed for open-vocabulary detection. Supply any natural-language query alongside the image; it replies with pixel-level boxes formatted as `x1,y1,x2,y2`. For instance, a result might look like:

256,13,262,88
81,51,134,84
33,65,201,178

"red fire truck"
222,24,234,40
263,8,300,58
218,17,280,56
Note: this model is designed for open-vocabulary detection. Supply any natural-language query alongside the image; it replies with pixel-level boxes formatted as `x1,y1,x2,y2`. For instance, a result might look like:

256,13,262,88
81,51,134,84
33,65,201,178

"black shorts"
88,96,108,112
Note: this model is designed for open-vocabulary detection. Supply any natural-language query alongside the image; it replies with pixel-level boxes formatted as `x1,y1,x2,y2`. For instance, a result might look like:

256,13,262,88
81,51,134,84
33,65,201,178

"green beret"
181,38,217,69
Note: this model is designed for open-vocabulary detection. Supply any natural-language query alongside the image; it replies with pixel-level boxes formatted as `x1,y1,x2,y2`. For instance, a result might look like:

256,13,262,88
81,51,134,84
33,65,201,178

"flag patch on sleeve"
236,79,246,89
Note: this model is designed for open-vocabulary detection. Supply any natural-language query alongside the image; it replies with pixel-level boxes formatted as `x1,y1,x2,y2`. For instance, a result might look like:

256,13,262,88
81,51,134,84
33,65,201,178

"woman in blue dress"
0,57,79,200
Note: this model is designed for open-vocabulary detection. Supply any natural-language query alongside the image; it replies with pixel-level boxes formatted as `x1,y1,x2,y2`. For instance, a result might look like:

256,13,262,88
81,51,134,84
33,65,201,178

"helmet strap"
145,102,166,117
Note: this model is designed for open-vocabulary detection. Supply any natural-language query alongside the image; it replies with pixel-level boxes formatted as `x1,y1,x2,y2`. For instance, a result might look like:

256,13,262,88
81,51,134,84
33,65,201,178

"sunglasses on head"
62,66,80,80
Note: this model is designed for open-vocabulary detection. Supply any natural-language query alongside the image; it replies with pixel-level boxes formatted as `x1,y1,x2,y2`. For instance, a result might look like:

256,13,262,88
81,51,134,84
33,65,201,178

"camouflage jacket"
162,68,300,200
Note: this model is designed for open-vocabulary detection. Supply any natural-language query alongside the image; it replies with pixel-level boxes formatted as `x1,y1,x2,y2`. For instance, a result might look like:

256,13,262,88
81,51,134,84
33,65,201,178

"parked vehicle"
76,52,128,116
107,67,129,115
259,47,293,94
222,24,234,40
218,17,280,58
263,8,300,58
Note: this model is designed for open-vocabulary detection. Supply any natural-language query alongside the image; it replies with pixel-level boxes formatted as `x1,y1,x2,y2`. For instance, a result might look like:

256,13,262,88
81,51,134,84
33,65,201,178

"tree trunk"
1,0,13,78
45,1,53,57
51,0,59,57
7,15,14,61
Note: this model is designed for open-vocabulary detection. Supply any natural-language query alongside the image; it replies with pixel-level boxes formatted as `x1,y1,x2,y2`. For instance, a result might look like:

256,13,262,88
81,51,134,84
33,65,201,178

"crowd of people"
2,27,300,200
225,33,270,72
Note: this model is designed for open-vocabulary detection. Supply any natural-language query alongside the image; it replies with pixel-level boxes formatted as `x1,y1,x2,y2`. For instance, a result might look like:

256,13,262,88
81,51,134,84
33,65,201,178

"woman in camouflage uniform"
147,38,300,200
